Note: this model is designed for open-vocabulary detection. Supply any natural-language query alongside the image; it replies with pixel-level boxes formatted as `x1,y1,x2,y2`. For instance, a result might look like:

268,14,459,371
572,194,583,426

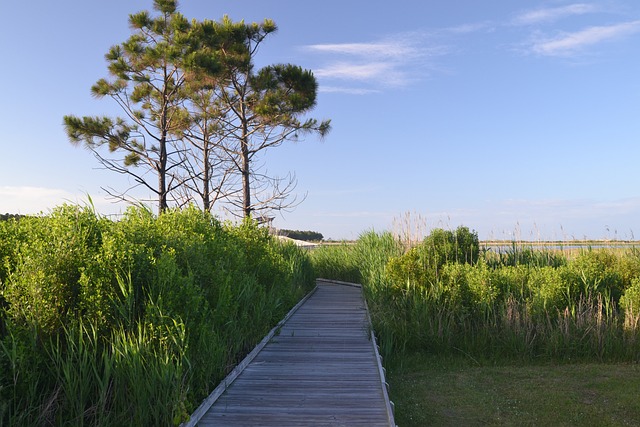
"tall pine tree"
64,0,218,212
205,17,331,218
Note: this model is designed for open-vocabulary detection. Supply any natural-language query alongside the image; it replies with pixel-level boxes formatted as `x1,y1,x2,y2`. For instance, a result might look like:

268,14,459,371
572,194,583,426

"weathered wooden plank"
185,280,395,427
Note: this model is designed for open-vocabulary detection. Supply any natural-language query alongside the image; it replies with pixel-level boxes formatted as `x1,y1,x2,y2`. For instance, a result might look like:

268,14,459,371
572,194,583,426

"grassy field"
388,354,640,426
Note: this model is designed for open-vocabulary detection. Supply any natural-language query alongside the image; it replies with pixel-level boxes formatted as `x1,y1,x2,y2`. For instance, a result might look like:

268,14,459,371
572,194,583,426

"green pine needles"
64,0,330,217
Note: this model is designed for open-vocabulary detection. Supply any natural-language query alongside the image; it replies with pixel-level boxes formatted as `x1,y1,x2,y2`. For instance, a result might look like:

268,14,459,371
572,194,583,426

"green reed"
0,205,314,426
311,231,640,363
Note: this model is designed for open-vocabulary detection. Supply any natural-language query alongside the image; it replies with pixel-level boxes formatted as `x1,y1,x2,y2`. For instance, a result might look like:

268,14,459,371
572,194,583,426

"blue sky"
2,1,640,240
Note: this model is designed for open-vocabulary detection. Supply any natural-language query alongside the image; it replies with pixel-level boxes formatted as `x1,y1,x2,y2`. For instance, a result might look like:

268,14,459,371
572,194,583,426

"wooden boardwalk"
185,280,395,426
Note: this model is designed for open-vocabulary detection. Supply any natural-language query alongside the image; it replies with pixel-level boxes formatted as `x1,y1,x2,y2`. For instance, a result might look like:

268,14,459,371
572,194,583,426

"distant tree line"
0,214,25,222
278,229,323,242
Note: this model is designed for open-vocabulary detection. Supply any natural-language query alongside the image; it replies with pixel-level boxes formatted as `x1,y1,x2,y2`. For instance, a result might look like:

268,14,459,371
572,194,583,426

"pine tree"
208,17,331,218
64,0,218,212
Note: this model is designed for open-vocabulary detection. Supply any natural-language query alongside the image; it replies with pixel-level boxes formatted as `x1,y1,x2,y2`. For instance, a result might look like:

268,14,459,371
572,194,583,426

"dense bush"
387,226,479,287
311,229,640,362
0,205,314,426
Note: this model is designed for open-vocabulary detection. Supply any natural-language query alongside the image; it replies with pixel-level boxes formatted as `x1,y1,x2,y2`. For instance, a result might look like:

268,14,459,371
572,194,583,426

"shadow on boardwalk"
184,279,395,426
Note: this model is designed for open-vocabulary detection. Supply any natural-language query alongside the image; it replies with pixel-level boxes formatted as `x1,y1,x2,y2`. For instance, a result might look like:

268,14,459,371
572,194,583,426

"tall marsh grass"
0,205,314,425
311,230,640,363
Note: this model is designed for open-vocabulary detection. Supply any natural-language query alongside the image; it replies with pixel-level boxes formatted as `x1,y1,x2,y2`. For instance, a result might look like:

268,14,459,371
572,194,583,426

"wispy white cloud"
306,41,421,60
444,21,495,35
314,62,394,80
531,20,640,56
304,32,439,94
319,86,380,95
513,3,597,26
314,62,412,88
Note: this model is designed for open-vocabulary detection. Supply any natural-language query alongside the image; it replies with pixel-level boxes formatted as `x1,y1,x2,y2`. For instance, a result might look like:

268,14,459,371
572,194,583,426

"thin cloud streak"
304,32,438,92
513,3,596,26
319,86,380,95
314,62,394,80
531,20,640,56
444,21,495,34
306,41,420,59
305,7,640,91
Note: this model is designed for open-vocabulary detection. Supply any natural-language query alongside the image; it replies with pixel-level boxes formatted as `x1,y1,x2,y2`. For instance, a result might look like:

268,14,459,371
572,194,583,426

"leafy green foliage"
2,206,108,334
312,230,640,363
0,204,313,425
386,226,480,287
423,226,480,267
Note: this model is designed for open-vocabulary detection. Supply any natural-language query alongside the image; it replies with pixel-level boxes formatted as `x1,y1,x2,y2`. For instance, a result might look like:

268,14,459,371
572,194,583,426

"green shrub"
437,263,474,317
568,249,625,302
527,266,568,319
465,261,499,314
386,246,434,288
2,205,107,336
0,204,315,425
423,226,480,268
490,265,530,300
386,226,479,288
310,226,640,362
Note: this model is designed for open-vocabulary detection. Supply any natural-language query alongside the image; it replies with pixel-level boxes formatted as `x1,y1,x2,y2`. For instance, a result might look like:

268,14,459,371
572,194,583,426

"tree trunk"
240,91,252,218
241,133,251,218
159,70,169,213
202,126,211,212
159,133,168,212
203,144,211,212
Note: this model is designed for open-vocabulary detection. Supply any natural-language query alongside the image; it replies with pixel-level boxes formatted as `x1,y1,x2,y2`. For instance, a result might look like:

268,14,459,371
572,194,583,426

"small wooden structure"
184,279,395,426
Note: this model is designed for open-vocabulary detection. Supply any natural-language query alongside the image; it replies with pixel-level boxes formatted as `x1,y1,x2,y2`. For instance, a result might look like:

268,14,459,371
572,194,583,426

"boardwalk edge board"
363,289,397,427
316,277,363,288
181,284,319,427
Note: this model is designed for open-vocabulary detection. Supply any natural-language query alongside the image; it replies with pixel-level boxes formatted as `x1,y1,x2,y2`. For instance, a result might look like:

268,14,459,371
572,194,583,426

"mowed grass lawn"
388,354,640,426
